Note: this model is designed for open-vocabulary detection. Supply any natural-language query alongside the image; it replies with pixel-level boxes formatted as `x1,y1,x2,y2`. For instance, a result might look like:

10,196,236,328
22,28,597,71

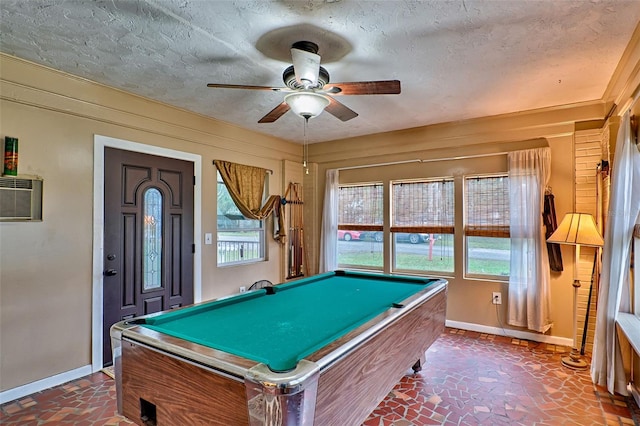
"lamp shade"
284,92,330,119
547,213,604,247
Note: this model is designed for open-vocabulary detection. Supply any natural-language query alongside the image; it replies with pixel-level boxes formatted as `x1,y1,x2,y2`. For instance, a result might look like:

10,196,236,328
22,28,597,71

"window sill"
616,312,640,356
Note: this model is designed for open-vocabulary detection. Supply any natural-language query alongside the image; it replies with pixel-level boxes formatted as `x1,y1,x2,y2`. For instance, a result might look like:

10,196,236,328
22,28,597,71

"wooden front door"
103,147,194,366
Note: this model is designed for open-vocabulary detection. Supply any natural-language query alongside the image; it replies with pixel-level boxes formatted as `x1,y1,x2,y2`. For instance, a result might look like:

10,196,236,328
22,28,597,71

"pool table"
111,270,447,426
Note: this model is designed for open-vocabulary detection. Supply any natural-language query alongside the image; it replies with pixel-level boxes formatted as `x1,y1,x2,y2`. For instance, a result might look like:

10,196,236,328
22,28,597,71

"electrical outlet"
492,292,502,305
239,286,246,293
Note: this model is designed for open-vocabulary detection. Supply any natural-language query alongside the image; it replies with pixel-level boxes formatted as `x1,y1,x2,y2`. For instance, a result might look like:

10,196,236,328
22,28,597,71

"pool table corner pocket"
245,360,321,425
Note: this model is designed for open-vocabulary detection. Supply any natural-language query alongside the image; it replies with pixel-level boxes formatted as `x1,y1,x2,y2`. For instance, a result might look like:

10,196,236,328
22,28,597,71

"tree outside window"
217,171,264,265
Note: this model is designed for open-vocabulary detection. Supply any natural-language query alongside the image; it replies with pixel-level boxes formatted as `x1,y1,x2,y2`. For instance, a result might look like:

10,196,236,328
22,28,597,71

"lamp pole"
563,242,587,369
547,212,603,369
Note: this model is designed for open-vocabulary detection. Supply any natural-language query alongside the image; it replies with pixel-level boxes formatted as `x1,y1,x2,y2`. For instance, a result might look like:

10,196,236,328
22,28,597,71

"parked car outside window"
337,230,362,241
359,232,430,244
395,233,429,244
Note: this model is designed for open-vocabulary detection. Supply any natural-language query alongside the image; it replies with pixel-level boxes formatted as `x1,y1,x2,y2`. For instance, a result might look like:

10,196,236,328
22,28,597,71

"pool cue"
283,185,294,278
296,203,302,275
289,196,298,278
580,250,598,355
292,197,298,276
292,183,304,277
292,183,308,277
283,182,306,278
299,187,309,277
292,184,299,276
286,183,302,278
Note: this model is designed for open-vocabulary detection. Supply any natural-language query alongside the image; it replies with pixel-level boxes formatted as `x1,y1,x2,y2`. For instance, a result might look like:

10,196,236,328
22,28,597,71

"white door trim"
92,134,202,371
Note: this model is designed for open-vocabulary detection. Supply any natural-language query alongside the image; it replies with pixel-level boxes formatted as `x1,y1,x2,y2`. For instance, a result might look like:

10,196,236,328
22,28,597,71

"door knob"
104,269,118,276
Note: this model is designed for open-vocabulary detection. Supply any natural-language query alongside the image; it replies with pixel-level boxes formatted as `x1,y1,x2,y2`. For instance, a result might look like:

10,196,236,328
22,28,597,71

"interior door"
103,147,194,366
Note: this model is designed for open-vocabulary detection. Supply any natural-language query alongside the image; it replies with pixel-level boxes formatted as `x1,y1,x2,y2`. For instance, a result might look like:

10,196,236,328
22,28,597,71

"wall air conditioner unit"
0,176,43,221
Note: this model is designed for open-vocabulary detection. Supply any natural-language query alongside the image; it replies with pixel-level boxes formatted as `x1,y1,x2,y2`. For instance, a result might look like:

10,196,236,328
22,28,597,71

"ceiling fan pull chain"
303,118,309,174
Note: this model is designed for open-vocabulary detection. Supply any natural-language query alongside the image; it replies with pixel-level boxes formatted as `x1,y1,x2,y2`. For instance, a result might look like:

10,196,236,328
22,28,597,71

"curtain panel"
319,169,339,273
214,160,284,242
543,192,563,272
507,147,553,333
591,111,640,396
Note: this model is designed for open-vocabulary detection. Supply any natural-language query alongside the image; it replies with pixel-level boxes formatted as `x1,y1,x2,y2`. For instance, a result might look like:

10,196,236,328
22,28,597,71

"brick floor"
1,328,638,425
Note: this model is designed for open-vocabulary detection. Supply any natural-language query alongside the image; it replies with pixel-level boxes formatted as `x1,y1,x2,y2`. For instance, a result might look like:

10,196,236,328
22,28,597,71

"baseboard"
445,320,574,347
0,365,92,404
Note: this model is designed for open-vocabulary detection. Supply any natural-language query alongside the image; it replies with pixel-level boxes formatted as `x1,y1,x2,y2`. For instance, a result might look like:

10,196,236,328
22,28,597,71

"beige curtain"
507,147,553,333
591,111,640,395
214,160,284,242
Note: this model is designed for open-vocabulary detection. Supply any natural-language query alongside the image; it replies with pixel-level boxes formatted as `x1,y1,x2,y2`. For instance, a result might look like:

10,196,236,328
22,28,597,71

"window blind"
391,179,455,234
338,183,383,231
465,175,510,237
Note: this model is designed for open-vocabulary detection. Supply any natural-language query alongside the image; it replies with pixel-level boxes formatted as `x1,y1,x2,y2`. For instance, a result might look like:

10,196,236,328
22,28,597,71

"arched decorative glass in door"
143,188,162,290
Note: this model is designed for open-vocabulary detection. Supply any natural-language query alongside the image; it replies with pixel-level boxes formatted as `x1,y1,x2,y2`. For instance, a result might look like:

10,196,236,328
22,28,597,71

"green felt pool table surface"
140,270,439,372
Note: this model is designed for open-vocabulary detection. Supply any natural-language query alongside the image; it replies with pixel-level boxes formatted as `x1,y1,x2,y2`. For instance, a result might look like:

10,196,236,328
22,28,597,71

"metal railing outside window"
216,171,265,266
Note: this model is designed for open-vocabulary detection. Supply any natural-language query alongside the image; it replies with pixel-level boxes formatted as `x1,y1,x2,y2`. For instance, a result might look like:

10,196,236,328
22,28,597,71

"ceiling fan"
207,41,401,123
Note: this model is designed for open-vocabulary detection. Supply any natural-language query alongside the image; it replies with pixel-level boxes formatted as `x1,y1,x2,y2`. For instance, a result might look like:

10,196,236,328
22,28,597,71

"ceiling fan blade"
325,97,358,122
291,47,321,86
324,80,401,95
207,83,290,92
258,102,290,123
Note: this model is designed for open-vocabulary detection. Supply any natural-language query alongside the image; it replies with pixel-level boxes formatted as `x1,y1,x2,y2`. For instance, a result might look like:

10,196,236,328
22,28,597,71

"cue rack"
283,182,307,279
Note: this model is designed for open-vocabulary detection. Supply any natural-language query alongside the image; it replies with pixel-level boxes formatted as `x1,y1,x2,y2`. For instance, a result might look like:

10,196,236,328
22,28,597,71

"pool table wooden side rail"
122,339,252,425
312,281,447,425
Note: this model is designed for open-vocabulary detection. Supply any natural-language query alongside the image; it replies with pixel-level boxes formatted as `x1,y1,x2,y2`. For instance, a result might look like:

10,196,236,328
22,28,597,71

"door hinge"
193,175,196,186
192,243,196,254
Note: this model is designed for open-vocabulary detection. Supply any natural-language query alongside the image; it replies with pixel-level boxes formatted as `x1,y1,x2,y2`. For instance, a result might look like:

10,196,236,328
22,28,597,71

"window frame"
336,182,384,271
216,171,265,267
390,177,455,276
463,173,511,281
634,224,639,318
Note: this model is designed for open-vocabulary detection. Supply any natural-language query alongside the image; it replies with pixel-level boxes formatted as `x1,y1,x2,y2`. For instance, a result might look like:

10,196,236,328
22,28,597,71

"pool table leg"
411,352,427,373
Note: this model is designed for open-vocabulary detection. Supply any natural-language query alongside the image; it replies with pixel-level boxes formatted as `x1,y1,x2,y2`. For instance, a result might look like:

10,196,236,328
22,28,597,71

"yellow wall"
0,21,638,396
305,120,592,341
0,54,300,392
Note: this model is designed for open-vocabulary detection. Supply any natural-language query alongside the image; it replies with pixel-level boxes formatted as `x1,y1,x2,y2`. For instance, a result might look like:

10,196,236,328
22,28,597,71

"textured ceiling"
1,0,639,143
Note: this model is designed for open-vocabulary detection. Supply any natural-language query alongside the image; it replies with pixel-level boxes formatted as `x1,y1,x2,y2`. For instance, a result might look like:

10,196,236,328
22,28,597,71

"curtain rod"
212,160,272,174
337,151,510,171
338,159,421,171
420,151,508,163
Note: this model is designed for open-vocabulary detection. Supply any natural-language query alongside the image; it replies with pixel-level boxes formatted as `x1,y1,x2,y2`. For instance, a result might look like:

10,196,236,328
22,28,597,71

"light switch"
205,233,213,245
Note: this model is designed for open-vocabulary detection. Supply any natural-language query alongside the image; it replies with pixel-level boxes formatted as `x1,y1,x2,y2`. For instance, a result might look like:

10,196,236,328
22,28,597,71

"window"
216,171,264,265
464,175,510,279
634,224,639,318
391,179,455,274
337,183,383,270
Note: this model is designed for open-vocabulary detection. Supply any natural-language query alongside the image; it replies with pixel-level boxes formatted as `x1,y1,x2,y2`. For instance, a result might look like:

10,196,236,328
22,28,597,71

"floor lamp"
547,212,604,369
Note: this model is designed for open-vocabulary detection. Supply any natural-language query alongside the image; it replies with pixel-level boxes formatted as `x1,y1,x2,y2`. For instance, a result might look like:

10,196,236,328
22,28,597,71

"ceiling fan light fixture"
284,92,330,119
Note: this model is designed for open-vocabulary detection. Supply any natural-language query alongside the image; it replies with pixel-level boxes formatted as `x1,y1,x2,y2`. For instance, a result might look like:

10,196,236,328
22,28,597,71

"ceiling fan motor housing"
283,65,330,90
291,41,319,54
